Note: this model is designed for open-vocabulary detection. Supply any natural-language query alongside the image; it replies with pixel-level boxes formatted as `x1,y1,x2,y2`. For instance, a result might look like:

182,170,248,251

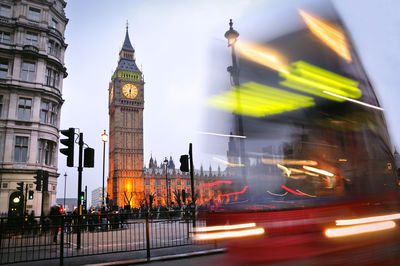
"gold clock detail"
122,83,138,99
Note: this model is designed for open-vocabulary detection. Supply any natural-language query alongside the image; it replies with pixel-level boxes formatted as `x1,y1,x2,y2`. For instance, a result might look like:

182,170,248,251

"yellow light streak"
197,131,246,139
338,158,347,162
296,189,316,197
325,221,396,238
262,158,317,166
213,157,244,167
288,168,319,176
322,91,384,111
208,82,315,117
336,213,400,226
280,61,361,102
194,227,265,240
194,223,256,233
277,164,291,176
299,9,352,62
236,41,289,73
303,166,334,177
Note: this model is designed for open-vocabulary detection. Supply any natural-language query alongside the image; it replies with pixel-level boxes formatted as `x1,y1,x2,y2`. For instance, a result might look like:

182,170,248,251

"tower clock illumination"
122,83,138,99
108,24,144,208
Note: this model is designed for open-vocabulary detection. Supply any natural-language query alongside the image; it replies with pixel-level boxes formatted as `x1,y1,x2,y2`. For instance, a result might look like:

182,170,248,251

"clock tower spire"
108,24,144,208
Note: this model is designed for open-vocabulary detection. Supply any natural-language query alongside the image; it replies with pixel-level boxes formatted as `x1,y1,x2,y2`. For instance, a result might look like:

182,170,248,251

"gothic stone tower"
108,26,144,208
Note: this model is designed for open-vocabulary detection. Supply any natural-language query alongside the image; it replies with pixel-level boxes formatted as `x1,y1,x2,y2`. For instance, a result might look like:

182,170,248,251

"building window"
51,18,58,29
0,60,7,78
156,179,161,186
25,32,38,46
38,139,55,166
40,101,48,123
177,180,181,186
45,67,59,87
0,31,10,44
18,98,31,121
48,40,61,57
145,179,150,186
49,102,57,125
28,7,40,21
2,182,8,188
21,62,35,82
0,4,11,18
14,136,28,162
186,180,190,185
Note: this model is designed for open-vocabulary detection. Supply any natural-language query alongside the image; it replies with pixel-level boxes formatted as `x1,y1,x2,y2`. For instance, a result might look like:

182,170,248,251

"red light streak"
281,185,307,196
219,186,248,197
203,180,233,187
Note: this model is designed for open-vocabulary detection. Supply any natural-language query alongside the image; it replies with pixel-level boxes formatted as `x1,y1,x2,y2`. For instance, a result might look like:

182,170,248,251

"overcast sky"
57,0,400,205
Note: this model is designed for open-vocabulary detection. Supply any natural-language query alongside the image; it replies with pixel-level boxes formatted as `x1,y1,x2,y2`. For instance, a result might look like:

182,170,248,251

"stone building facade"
0,0,68,215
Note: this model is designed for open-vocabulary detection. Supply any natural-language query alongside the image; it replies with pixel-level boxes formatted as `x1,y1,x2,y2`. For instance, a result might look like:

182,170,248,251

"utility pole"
77,132,83,249
189,143,196,228
63,172,67,210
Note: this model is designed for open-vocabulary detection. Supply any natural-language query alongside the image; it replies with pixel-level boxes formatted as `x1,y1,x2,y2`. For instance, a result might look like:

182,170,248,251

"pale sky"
57,0,400,205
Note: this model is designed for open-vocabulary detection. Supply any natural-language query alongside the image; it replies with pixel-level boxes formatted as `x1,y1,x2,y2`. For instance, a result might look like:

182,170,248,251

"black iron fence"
0,210,209,265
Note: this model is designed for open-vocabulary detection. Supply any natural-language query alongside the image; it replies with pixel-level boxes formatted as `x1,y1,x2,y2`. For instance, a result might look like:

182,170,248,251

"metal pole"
165,161,168,209
24,184,28,215
63,172,67,210
77,132,83,249
102,140,106,208
189,143,196,228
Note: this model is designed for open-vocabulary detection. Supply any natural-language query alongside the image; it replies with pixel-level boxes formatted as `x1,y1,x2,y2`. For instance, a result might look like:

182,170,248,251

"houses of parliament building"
107,27,229,209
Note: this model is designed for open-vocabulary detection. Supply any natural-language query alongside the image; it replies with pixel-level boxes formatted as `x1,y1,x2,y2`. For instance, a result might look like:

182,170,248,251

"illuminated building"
0,0,68,215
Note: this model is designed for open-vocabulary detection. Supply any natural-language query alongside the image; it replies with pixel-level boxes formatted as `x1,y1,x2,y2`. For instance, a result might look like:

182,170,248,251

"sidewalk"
11,244,225,266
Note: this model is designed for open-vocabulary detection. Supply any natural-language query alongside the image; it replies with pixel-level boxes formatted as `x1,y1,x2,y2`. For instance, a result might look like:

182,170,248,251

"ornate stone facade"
0,0,68,215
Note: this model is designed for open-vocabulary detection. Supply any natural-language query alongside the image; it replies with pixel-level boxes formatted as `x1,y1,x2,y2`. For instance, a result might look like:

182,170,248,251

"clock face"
122,83,138,99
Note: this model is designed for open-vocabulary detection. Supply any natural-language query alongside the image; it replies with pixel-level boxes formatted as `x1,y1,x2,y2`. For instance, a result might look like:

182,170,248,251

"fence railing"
0,210,210,265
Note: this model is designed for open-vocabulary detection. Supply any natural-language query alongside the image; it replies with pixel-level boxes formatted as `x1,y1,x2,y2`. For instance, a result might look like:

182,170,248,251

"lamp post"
101,130,108,208
225,19,246,181
63,172,67,210
164,158,169,209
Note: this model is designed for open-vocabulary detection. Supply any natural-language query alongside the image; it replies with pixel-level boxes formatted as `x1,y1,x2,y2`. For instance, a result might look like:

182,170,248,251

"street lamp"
164,158,169,209
101,130,108,208
224,19,246,180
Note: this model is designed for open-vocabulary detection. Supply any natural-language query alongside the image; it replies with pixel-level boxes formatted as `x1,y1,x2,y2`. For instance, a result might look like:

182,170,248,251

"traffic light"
33,170,42,191
84,147,95,167
182,189,186,203
79,191,84,201
28,190,34,200
42,171,49,192
60,128,75,167
180,155,189,172
17,182,24,192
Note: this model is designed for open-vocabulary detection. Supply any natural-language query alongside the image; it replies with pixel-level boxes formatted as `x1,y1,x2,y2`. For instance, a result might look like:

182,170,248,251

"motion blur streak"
325,221,396,238
280,61,361,102
262,158,317,166
208,82,315,117
336,213,400,226
299,9,352,62
213,157,244,167
277,164,291,176
194,223,256,233
281,185,308,196
267,191,288,197
197,131,246,138
236,41,289,73
323,90,384,111
220,185,248,197
202,180,233,187
194,228,265,240
295,189,316,197
303,166,334,177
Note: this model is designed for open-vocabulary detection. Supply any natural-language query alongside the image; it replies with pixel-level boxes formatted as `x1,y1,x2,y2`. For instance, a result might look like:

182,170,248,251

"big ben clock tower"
108,25,144,208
